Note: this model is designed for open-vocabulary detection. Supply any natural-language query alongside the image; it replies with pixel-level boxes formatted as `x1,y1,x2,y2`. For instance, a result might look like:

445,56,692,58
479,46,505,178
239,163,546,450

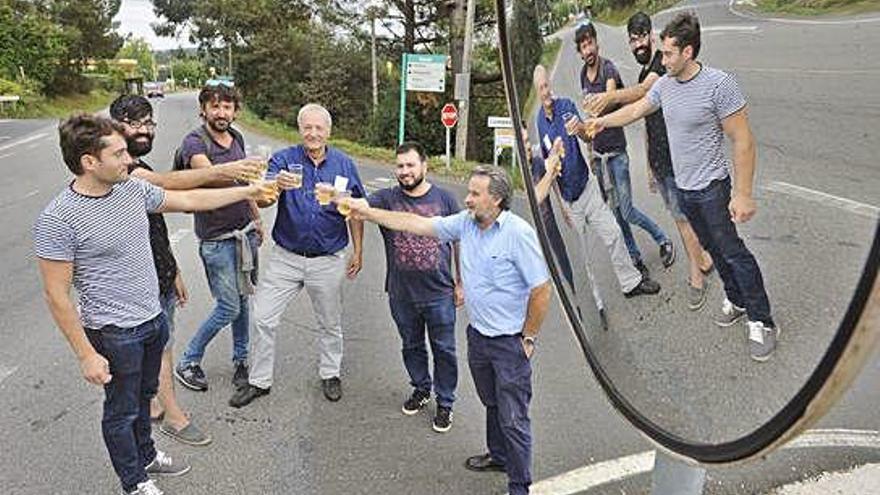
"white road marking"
0,132,49,153
735,67,880,75
168,229,191,246
0,365,19,385
525,429,880,495
762,181,879,219
373,177,393,183
703,24,759,32
0,189,39,209
728,0,880,24
0,152,13,160
26,142,41,150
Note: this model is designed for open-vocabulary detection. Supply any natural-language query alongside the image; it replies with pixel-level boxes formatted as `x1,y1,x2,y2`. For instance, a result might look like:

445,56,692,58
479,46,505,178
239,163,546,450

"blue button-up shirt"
536,97,590,203
433,210,549,337
268,145,365,255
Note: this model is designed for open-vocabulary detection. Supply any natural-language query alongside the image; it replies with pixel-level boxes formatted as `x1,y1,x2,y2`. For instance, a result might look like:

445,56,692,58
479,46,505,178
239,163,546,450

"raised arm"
587,96,658,136
130,159,260,190
37,259,111,385
587,72,660,115
158,182,275,213
722,106,758,223
346,198,438,237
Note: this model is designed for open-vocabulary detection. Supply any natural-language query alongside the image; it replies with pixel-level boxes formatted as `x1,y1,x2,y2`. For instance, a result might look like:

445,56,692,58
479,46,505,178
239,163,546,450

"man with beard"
573,22,674,275
175,83,263,392
343,166,552,495
365,141,463,432
586,12,779,361
230,103,366,406
34,114,276,495
583,12,715,311
533,64,660,300
109,94,259,445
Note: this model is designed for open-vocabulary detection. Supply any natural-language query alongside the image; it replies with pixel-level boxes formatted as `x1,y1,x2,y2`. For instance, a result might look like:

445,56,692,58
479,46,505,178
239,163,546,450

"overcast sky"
113,0,194,51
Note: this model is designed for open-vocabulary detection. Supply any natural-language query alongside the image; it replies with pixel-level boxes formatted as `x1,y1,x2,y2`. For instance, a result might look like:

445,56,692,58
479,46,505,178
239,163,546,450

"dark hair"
395,141,427,163
470,165,513,211
660,12,701,59
198,83,241,110
109,94,152,122
574,22,597,47
627,11,652,35
58,114,124,175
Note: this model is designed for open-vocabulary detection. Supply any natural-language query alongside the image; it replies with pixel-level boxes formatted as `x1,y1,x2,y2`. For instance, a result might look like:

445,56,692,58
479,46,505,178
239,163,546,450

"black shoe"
174,363,208,391
432,406,453,433
402,389,431,415
464,453,506,473
660,241,676,268
624,278,661,298
229,384,270,408
599,308,609,331
233,361,249,389
634,259,650,279
322,377,342,402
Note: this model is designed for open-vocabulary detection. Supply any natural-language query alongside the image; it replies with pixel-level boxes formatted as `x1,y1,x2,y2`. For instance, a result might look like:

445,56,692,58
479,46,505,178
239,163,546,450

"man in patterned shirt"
33,114,275,495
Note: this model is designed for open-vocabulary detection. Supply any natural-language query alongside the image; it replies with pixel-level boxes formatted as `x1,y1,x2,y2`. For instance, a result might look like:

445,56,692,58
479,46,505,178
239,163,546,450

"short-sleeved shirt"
647,65,747,191
32,179,166,329
639,50,674,179
130,160,178,297
179,127,252,239
268,145,365,255
580,57,628,153
432,210,549,337
368,185,460,302
536,97,590,203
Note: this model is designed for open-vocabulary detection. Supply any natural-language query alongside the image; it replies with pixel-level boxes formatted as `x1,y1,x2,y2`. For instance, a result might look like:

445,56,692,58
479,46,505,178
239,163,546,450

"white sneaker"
124,479,164,495
714,298,746,327
748,321,779,362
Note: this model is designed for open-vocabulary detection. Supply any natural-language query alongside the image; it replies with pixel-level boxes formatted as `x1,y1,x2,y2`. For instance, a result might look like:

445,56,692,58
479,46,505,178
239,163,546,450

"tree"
509,0,542,111
117,37,155,80
0,0,67,91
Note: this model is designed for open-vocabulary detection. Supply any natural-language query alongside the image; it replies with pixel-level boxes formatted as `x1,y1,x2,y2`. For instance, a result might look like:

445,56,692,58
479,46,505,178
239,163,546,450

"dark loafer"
229,384,270,408
465,453,506,473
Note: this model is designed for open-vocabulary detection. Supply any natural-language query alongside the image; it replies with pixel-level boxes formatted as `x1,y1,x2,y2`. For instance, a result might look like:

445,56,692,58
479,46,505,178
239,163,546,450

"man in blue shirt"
368,141,463,433
230,103,365,407
533,64,660,299
346,166,552,495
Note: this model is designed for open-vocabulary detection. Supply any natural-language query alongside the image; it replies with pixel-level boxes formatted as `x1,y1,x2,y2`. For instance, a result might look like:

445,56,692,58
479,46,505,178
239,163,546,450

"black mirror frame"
493,0,880,464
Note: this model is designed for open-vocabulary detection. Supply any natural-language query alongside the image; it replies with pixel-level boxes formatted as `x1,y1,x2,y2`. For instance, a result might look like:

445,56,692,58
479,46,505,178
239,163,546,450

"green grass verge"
599,0,682,26
0,90,115,119
752,0,879,16
237,109,527,189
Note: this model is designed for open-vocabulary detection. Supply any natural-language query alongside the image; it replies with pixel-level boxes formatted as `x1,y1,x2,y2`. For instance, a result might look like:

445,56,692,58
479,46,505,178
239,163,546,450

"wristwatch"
523,335,537,346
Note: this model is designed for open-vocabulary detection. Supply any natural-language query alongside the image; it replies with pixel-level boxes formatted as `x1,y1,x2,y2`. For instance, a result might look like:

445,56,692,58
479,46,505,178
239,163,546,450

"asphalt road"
0,3,878,492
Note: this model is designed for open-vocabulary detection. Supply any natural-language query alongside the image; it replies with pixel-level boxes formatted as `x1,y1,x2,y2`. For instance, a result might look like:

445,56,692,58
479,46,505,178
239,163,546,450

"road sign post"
398,53,448,145
441,103,458,169
488,116,515,169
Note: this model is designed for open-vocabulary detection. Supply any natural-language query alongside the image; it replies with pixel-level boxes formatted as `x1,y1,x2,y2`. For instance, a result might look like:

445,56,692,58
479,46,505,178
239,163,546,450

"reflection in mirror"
508,3,879,445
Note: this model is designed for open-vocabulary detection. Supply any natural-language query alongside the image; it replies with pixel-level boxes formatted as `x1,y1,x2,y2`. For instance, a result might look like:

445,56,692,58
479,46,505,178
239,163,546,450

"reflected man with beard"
366,141,463,432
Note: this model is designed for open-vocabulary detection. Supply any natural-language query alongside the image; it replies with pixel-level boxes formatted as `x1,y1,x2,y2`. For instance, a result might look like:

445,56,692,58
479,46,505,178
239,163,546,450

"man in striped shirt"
586,12,779,362
33,114,276,495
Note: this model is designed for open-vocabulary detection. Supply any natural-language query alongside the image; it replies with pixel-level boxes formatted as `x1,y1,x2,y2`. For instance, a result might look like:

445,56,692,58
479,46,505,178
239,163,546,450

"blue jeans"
594,152,670,262
85,314,168,493
679,177,774,327
467,326,532,495
389,296,458,408
182,234,257,366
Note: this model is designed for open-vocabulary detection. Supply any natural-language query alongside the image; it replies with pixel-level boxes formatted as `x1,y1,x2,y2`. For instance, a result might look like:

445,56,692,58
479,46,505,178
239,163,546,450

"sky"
113,0,194,51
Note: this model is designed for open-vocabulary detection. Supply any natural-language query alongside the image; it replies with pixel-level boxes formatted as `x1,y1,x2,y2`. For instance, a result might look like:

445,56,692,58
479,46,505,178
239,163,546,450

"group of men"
32,10,779,495
529,11,778,362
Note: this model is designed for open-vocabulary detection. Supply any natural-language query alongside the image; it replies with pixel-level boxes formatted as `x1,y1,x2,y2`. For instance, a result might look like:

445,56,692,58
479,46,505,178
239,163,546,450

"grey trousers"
249,244,348,388
567,178,642,293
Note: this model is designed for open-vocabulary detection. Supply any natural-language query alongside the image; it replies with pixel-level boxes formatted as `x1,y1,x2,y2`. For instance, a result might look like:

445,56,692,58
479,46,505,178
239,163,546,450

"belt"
288,248,330,258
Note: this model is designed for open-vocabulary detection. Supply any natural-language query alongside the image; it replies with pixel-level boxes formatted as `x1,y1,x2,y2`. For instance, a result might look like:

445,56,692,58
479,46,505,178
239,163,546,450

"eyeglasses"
628,32,650,44
123,118,157,130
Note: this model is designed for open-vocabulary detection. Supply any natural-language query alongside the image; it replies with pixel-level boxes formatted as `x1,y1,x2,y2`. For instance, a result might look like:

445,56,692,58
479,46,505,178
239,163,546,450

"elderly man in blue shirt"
230,103,365,407
346,166,552,495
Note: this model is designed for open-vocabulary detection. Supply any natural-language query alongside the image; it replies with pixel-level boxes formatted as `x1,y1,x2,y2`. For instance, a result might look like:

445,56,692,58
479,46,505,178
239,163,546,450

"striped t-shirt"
33,178,167,329
646,65,747,191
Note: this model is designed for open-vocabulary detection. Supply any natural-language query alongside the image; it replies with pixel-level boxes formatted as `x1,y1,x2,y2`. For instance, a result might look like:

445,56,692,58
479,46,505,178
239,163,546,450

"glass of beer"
315,182,335,206
336,190,352,217
288,163,303,189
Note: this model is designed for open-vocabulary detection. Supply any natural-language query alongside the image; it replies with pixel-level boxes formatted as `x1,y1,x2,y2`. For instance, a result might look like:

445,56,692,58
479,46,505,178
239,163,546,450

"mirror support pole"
651,452,706,495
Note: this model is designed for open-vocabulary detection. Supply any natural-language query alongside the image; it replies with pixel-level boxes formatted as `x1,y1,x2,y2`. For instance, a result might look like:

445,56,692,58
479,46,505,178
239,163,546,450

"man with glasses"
175,83,263,392
573,22,674,275
108,94,259,446
583,12,715,311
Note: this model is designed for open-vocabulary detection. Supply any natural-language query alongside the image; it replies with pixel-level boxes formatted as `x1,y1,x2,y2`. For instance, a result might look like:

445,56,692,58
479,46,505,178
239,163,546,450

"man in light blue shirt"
346,166,552,495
